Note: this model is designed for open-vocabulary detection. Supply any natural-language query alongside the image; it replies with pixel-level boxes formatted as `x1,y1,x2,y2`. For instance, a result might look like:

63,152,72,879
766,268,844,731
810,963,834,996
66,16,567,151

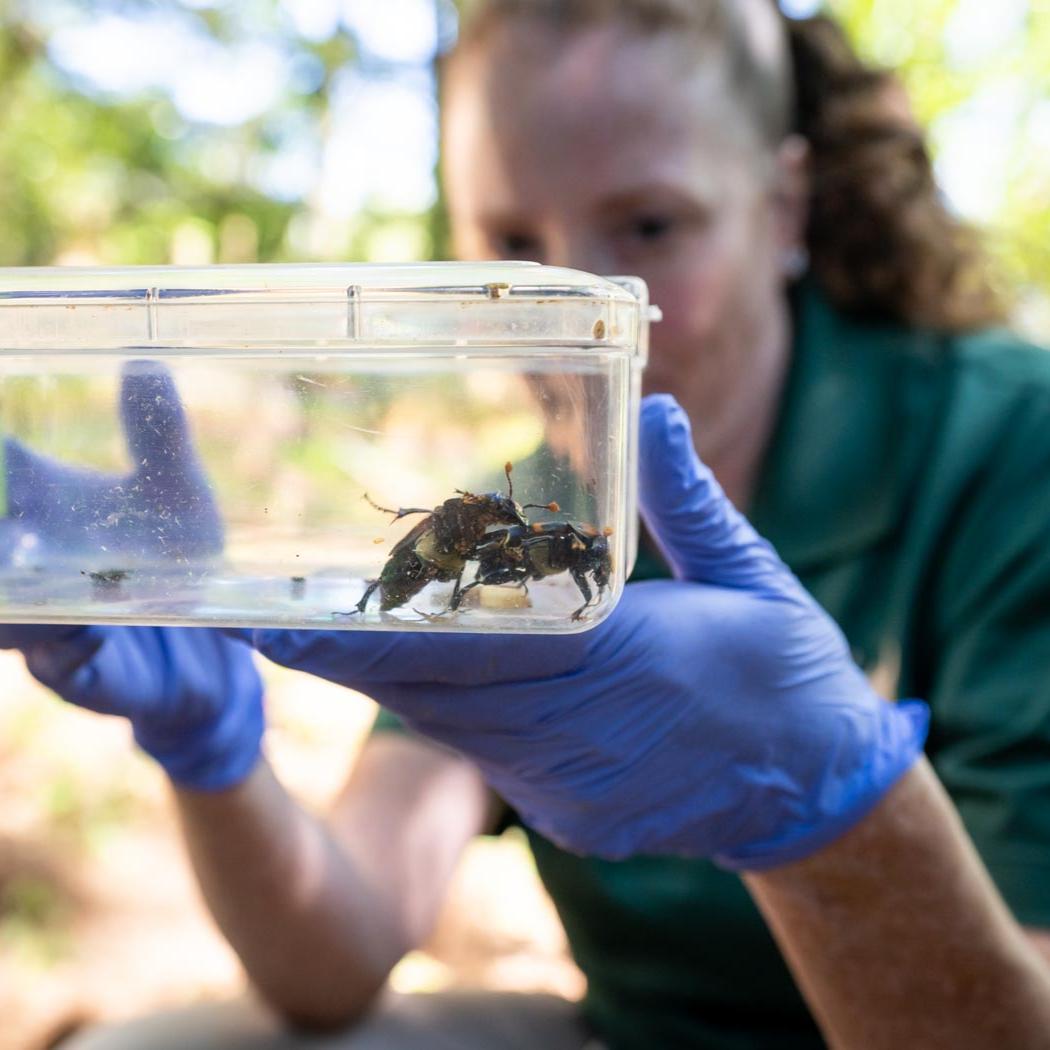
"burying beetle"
451,520,614,622
353,463,559,614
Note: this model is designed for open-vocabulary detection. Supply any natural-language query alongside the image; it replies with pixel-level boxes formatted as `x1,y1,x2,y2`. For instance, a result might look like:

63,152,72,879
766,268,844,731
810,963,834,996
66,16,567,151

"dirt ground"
0,651,583,1050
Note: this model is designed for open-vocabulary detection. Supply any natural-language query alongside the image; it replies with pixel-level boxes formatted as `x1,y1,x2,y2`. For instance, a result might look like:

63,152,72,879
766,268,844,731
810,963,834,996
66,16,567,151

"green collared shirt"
377,281,1050,1048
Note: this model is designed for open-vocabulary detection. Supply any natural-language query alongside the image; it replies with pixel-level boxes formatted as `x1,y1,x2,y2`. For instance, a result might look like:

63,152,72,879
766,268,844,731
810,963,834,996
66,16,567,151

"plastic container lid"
0,262,654,357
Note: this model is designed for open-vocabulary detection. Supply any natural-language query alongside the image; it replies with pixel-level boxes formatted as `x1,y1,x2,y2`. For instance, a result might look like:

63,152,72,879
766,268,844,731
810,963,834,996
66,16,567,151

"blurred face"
443,21,807,471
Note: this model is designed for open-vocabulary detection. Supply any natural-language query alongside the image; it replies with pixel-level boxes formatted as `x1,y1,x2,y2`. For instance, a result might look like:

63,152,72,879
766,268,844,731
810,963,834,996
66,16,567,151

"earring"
782,245,810,280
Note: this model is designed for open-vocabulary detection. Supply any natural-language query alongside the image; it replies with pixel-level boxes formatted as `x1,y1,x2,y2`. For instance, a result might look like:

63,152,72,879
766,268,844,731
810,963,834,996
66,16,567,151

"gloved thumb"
638,394,789,590
10,625,108,691
119,361,197,469
117,360,224,558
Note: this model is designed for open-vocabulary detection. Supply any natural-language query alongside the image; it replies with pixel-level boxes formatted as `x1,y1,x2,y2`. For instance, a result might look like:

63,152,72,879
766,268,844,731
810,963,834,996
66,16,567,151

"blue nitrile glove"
1,363,259,791
245,395,928,868
2,360,222,566
0,624,264,791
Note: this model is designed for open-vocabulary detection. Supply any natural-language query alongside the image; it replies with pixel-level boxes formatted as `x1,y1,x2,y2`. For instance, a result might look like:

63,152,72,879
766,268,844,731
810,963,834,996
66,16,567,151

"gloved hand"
1,362,259,791
2,360,222,566
0,624,264,791
245,395,929,868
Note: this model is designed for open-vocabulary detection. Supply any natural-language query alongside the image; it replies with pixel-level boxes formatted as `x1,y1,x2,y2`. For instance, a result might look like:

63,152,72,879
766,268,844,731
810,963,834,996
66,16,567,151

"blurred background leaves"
0,0,456,270
0,0,1046,333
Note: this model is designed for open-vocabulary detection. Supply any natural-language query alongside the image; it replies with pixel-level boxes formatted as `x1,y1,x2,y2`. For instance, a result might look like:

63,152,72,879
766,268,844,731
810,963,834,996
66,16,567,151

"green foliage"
0,1,1044,330
0,0,446,266
826,0,1050,326
0,9,288,264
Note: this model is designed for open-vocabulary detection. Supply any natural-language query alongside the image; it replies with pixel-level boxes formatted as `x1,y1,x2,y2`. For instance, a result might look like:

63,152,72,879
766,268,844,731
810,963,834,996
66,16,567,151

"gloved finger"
3,436,115,523
19,624,109,691
251,627,588,688
118,361,225,558
0,623,92,651
119,360,199,469
638,394,789,590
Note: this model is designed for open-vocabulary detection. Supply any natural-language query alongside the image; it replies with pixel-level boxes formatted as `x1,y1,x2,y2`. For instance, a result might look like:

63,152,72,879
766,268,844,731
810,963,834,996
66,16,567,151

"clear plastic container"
0,263,652,633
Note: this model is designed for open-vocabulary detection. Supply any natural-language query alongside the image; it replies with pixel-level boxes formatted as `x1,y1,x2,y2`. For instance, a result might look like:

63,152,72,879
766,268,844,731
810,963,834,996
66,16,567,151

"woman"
354,2,1050,1042
19,2,1050,1047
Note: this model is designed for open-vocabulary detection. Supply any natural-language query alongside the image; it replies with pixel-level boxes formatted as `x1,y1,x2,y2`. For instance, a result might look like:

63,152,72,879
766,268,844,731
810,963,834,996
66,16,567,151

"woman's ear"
773,134,811,277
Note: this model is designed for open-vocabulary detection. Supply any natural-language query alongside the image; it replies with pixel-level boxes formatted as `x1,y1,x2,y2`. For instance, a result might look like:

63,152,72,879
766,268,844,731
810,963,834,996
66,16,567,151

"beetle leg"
570,567,595,622
447,567,468,611
354,578,381,614
450,580,480,611
483,566,529,588
453,563,530,610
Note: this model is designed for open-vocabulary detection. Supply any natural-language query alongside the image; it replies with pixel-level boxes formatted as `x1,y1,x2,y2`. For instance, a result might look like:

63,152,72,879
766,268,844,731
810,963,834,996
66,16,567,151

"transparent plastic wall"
0,264,651,633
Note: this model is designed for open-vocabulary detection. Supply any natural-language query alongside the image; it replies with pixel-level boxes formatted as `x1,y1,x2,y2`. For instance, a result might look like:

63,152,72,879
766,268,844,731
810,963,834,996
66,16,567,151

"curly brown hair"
448,0,1004,331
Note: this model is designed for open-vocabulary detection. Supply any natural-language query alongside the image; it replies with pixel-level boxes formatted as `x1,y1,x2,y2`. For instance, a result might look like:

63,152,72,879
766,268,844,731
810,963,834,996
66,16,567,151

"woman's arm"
1028,929,1050,965
176,733,494,1030
746,758,1050,1050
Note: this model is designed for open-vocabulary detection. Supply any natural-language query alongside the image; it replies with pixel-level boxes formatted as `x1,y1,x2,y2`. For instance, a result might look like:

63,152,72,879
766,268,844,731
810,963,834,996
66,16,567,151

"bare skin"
747,760,1050,1049
175,737,494,1028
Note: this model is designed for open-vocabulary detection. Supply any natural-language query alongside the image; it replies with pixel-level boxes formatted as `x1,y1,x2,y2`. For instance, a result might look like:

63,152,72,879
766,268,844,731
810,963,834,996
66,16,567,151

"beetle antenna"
504,461,514,500
363,493,396,516
363,493,430,523
523,501,560,513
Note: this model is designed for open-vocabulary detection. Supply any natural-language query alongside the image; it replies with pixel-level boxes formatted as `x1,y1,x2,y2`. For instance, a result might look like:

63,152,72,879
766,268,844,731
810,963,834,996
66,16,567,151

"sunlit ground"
0,653,582,1050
